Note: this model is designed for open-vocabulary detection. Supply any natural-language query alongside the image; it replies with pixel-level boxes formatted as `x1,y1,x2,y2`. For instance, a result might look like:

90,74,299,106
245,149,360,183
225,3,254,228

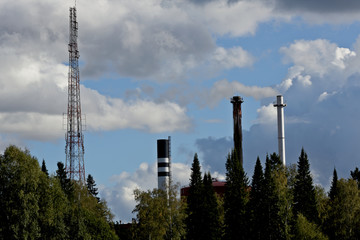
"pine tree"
329,168,338,201
87,174,100,202
41,159,49,176
224,150,249,240
293,148,318,224
248,157,265,240
202,172,221,240
185,153,204,240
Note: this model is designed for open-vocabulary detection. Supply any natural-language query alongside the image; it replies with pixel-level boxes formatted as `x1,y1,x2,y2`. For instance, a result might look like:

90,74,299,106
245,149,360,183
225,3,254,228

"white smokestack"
274,95,286,166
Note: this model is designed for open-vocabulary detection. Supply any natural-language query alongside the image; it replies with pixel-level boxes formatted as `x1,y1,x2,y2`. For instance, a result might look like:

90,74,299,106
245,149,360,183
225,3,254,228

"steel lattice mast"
65,6,85,183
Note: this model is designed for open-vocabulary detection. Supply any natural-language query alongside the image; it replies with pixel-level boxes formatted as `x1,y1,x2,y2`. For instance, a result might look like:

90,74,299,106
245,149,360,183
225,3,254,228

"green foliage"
186,153,204,240
293,148,318,224
41,159,49,176
350,167,360,189
185,155,222,240
132,184,186,240
263,153,289,240
0,145,41,239
248,157,266,240
0,145,117,240
202,172,222,240
87,174,100,202
224,150,249,240
294,214,328,240
329,168,338,201
324,179,360,240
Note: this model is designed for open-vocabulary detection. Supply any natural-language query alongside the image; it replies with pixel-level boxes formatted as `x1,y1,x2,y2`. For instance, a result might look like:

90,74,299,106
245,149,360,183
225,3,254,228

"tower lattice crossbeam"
65,7,85,183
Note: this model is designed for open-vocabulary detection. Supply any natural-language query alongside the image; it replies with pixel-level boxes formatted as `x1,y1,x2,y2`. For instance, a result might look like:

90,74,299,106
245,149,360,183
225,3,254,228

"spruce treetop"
293,148,318,223
329,168,338,201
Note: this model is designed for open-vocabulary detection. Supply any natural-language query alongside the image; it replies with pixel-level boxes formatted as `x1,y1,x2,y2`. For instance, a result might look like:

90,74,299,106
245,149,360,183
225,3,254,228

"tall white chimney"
274,95,286,166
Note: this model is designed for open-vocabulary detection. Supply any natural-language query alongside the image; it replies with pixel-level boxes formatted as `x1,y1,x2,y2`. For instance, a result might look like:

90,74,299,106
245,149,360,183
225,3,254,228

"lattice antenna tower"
65,6,85,183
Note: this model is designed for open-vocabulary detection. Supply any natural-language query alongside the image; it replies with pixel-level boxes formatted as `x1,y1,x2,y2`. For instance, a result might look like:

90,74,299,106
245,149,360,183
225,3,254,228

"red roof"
180,180,226,197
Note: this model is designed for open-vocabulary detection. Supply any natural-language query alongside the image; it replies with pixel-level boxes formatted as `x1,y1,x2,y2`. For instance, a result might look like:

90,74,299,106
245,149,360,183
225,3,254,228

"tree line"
132,148,360,240
0,145,118,239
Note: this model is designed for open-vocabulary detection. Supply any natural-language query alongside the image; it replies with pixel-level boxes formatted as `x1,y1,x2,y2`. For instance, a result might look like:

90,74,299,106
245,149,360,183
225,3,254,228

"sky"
2,0,360,222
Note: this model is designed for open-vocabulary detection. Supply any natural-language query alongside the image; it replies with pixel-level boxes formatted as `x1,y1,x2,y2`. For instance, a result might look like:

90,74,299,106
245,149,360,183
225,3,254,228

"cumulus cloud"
82,87,192,133
280,39,356,78
253,103,277,125
76,0,266,81
212,47,255,69
247,37,360,186
0,0,202,141
100,161,191,222
190,0,275,37
204,79,278,107
318,91,337,102
195,137,233,174
0,51,192,140
0,0,271,142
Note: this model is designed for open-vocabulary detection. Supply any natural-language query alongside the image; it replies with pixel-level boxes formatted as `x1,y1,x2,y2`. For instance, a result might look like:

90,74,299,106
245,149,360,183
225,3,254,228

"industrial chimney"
274,95,286,166
231,96,244,166
157,137,171,195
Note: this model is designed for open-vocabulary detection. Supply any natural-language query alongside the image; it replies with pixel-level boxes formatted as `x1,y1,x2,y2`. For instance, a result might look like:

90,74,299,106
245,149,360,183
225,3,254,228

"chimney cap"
230,96,244,103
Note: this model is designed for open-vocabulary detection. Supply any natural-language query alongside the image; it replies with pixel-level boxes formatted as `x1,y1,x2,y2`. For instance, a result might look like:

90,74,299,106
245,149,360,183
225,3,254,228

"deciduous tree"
132,184,186,240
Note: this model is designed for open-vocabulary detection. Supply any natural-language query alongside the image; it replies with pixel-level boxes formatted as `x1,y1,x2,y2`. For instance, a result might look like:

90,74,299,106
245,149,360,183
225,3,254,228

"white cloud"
318,91,337,102
212,47,255,69
277,78,293,92
205,79,278,107
297,74,312,87
280,39,356,78
332,47,356,69
193,0,276,37
253,103,277,125
82,87,192,133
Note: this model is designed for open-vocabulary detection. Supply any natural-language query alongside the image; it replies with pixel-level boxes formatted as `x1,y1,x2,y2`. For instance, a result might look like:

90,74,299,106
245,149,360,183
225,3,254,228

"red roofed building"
180,179,226,197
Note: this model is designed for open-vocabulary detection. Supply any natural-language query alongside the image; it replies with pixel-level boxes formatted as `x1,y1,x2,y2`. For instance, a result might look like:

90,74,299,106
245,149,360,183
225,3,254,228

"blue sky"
2,0,360,222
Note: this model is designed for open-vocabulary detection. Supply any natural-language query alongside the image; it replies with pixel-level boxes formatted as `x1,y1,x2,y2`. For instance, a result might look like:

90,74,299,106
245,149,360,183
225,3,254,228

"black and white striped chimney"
157,138,170,194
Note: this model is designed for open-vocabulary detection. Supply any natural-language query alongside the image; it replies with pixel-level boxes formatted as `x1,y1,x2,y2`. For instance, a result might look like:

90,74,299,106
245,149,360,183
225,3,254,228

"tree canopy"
0,145,118,240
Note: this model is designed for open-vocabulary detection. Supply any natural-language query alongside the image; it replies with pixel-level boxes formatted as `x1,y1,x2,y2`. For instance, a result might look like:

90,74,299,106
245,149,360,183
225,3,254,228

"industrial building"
180,179,226,197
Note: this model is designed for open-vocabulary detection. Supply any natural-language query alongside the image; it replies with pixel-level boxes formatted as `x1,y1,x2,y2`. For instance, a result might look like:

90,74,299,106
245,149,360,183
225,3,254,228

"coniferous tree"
186,153,204,240
248,157,265,240
263,154,287,240
350,167,360,189
87,174,100,202
329,168,338,201
56,162,74,200
202,172,221,240
224,150,249,240
41,159,49,176
293,148,318,224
